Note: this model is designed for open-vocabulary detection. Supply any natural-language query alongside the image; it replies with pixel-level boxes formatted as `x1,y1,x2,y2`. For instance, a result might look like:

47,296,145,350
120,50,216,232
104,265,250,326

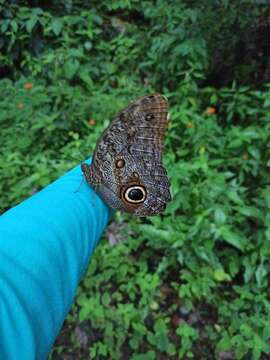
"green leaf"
228,138,243,148
26,17,38,33
132,322,147,335
216,331,231,352
11,20,18,32
263,325,270,341
227,190,244,205
129,337,140,350
262,186,270,208
79,69,93,87
139,225,171,241
214,207,226,225
219,226,245,250
242,128,261,139
214,269,231,282
255,263,267,286
51,18,63,36
101,292,111,306
131,351,156,360
63,59,80,79
234,206,263,220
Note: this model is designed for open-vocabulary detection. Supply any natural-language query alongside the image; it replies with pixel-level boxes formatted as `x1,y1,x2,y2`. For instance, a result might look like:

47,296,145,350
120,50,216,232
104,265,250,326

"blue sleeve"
0,159,111,360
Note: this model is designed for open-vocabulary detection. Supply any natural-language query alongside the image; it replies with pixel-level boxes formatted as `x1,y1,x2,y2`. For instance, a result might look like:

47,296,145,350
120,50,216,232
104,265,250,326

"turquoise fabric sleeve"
0,159,111,360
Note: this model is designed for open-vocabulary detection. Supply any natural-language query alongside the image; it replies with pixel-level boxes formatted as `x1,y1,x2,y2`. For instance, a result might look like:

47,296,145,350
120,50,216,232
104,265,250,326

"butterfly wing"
82,94,171,216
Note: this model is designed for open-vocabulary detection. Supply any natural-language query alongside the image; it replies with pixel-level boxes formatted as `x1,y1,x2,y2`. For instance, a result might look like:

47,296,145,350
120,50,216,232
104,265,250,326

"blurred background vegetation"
1,0,270,359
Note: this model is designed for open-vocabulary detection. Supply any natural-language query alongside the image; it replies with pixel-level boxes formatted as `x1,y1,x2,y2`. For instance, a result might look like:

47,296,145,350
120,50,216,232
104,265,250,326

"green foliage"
1,0,270,359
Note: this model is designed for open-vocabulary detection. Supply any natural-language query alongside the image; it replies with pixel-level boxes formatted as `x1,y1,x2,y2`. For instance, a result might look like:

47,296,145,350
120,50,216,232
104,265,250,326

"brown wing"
87,94,169,185
81,94,171,216
119,94,169,161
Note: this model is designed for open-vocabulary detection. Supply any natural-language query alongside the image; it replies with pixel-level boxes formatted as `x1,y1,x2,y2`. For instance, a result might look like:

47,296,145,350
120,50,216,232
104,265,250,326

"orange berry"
206,106,216,115
24,83,33,90
88,119,96,125
186,122,193,128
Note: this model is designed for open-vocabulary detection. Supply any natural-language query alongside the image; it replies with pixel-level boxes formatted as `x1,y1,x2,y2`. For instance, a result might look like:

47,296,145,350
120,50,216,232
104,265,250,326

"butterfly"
81,94,171,216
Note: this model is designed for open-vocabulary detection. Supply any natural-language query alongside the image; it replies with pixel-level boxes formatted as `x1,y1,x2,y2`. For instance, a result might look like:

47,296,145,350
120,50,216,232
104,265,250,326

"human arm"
0,159,111,360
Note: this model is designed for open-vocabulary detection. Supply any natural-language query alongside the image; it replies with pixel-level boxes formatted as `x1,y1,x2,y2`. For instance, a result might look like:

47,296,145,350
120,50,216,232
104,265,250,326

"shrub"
1,1,270,359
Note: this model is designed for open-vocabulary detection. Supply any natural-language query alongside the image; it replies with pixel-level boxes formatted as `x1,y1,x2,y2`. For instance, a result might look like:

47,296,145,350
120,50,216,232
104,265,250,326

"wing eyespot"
124,186,147,204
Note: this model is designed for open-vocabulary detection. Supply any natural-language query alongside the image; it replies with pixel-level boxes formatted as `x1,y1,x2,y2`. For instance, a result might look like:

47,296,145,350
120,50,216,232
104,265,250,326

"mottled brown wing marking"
81,93,171,217
121,94,169,160
81,163,93,183
145,113,155,121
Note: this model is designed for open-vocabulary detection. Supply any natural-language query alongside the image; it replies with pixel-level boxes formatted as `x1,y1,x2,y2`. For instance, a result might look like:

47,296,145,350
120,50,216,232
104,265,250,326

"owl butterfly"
81,94,171,216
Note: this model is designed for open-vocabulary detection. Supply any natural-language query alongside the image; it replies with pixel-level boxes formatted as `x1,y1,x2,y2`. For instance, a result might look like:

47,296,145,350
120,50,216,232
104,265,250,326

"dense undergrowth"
1,1,270,359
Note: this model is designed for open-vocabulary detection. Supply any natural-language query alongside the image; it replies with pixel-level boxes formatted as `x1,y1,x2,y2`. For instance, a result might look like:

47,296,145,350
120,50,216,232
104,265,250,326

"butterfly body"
82,94,171,216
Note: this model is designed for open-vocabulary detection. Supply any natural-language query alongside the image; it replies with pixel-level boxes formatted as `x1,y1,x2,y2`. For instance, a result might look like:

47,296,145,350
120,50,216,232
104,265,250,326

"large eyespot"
124,186,147,204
